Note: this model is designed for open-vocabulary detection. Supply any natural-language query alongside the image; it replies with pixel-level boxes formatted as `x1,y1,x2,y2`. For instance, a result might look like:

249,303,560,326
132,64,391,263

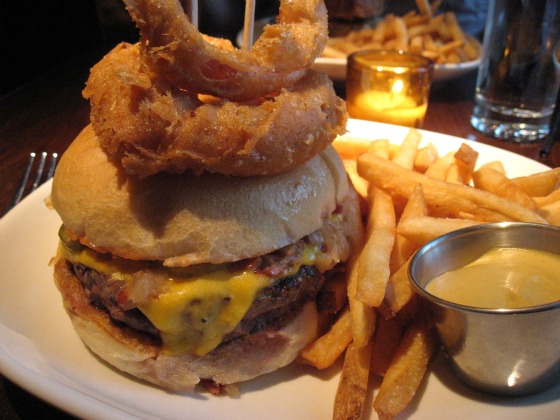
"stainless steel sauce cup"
409,222,560,395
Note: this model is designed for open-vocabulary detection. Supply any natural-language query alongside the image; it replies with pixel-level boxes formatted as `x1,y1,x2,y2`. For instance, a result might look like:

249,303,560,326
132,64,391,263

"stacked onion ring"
83,0,347,178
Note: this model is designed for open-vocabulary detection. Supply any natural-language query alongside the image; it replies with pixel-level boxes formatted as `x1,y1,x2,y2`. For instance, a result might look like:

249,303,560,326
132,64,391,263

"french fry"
409,35,424,56
333,341,373,420
392,128,422,169
537,200,560,226
479,160,506,174
453,142,479,182
390,232,418,274
533,189,560,226
439,39,464,56
431,0,443,14
414,0,433,17
400,183,429,219
510,168,560,197
424,151,454,180
414,143,439,173
333,136,375,160
445,163,464,184
473,167,537,210
422,33,438,53
388,143,400,160
369,139,391,159
370,316,403,376
390,184,427,272
437,21,452,42
299,306,352,369
408,27,427,42
373,20,387,43
355,187,396,307
321,44,347,58
403,11,429,27
357,152,548,223
384,257,416,314
424,13,444,33
396,215,482,245
323,10,479,65
463,38,481,60
444,12,465,42
348,258,378,348
534,188,560,207
389,185,426,314
374,313,436,420
392,16,409,50
343,160,369,199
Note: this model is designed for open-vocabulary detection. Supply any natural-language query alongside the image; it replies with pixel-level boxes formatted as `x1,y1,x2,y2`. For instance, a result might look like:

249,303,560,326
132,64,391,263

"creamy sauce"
425,247,560,308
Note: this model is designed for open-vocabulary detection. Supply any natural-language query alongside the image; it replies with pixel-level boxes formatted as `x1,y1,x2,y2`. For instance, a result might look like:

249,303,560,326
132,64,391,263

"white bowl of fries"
240,10,482,82
318,10,482,81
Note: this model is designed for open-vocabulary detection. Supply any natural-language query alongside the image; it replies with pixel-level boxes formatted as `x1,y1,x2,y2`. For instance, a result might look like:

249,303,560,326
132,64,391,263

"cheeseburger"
51,125,363,392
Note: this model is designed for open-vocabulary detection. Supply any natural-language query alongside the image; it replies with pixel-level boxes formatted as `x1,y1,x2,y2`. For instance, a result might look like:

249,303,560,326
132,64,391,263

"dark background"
0,0,282,96
0,0,487,96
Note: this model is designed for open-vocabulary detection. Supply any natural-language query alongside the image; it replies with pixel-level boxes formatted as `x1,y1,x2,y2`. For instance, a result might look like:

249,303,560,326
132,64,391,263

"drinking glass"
471,0,560,142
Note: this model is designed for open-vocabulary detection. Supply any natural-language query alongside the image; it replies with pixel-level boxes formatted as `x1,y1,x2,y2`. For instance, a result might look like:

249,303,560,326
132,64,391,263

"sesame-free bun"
51,125,350,266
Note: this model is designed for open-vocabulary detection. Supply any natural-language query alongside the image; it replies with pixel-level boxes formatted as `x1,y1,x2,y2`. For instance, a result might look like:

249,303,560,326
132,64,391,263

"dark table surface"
0,49,558,418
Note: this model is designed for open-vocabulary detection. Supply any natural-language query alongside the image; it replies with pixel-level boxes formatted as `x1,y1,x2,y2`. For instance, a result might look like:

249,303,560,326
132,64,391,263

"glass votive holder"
346,50,434,128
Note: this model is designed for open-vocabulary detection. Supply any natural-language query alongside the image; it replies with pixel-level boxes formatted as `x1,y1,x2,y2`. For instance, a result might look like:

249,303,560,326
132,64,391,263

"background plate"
236,18,482,82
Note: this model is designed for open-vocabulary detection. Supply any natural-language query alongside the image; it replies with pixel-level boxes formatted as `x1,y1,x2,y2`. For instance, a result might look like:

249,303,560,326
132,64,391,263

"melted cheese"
143,270,270,356
58,234,322,356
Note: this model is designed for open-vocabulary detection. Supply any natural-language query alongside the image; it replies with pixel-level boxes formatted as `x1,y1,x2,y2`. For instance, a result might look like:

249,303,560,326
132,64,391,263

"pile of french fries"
299,128,560,419
322,0,480,65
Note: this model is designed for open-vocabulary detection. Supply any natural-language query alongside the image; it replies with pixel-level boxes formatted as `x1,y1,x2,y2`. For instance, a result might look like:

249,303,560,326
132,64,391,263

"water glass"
471,0,560,142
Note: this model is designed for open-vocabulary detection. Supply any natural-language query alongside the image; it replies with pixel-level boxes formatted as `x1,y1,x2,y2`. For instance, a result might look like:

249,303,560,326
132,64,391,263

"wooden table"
0,51,558,418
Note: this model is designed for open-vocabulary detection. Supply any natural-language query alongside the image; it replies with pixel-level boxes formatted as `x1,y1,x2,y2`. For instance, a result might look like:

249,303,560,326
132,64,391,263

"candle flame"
391,79,404,94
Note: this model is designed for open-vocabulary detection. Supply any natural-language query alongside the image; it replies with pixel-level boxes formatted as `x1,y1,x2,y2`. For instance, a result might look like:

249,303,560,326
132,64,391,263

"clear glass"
471,0,560,143
346,50,434,128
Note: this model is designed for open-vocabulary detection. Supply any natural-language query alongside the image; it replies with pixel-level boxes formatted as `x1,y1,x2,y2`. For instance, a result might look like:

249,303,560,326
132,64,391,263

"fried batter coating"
123,0,329,102
83,43,347,178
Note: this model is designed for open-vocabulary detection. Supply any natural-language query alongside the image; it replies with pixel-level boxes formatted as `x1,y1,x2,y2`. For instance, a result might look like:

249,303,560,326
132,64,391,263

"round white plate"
0,120,558,419
236,19,482,82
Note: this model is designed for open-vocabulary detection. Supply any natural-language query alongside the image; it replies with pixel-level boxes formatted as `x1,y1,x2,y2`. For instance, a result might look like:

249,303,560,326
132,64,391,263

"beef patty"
71,262,325,345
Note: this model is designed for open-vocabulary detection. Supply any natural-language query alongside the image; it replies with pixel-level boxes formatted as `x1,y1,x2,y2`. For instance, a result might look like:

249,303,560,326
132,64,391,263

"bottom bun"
53,258,319,391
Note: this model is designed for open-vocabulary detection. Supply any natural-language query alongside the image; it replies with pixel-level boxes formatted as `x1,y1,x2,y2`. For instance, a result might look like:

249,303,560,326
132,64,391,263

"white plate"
0,120,558,420
236,19,482,82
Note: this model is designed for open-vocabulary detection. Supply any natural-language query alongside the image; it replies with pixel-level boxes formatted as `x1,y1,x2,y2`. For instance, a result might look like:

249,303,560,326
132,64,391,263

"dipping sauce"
425,247,560,308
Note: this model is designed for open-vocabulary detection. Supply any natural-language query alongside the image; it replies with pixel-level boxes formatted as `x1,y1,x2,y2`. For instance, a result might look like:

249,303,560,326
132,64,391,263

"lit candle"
346,50,434,128
347,80,428,127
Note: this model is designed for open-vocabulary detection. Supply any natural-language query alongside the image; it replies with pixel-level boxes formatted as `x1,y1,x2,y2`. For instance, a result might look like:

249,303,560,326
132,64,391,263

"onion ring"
122,0,329,102
83,43,347,178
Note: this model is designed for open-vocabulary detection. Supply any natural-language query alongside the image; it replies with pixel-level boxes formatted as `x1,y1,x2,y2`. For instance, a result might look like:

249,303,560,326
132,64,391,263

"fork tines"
9,152,59,210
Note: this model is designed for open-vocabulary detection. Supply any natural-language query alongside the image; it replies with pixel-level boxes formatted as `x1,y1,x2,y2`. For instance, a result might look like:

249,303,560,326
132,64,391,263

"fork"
8,152,59,210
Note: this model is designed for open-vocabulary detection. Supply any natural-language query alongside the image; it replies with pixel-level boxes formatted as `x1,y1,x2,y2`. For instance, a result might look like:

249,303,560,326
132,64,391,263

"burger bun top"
51,125,350,266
